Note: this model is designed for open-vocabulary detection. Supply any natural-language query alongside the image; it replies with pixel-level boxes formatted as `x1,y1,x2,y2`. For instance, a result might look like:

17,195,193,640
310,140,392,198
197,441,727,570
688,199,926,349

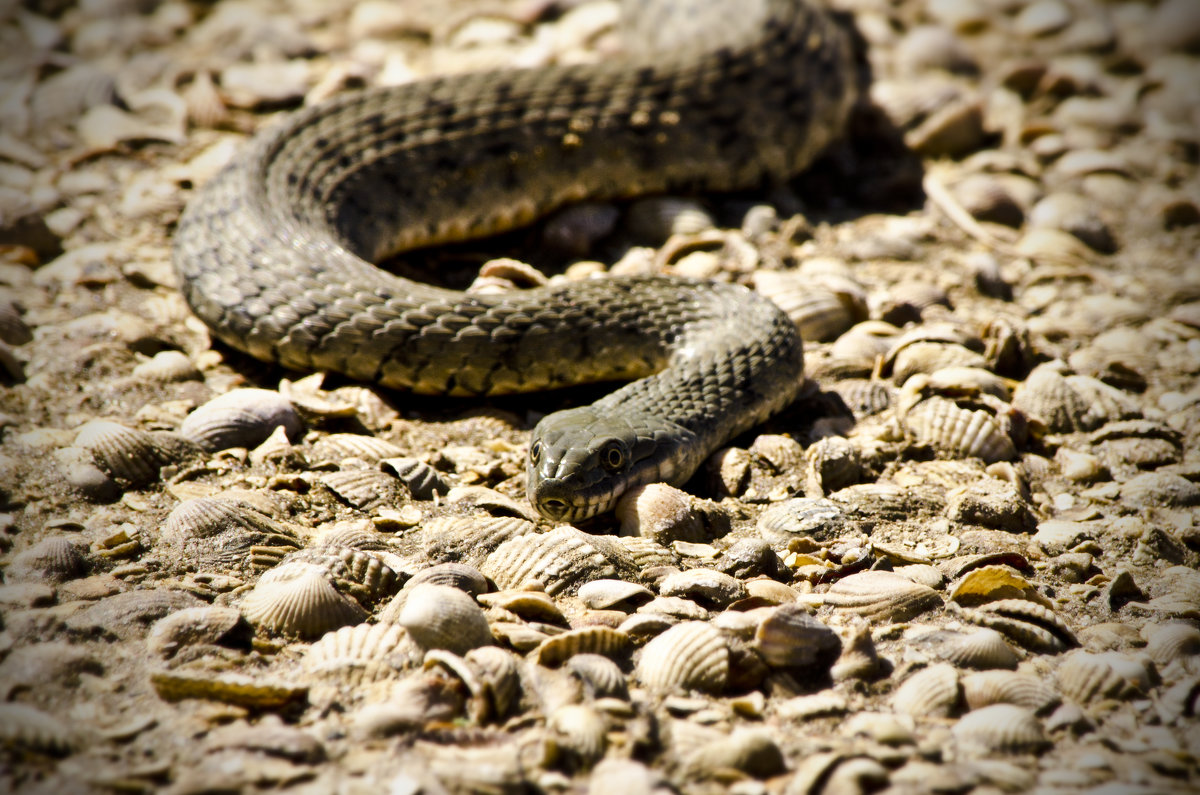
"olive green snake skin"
172,0,856,521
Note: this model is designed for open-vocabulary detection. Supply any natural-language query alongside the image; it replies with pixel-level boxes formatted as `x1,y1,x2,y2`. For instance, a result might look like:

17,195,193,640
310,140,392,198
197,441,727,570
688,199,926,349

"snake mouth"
529,478,614,522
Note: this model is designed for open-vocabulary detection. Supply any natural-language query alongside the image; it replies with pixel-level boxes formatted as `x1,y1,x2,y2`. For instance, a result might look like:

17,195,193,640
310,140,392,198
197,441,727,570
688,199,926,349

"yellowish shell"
635,621,728,694
892,663,962,717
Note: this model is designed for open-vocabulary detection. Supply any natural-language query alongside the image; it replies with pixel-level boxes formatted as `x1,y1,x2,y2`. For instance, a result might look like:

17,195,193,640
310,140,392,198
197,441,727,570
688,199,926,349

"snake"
171,0,856,522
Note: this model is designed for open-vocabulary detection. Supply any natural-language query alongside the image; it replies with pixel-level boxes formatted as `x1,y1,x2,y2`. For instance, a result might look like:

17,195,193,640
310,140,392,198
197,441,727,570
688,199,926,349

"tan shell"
161,496,300,571
481,527,616,595
1142,622,1200,666
146,606,247,659
635,621,728,694
405,562,490,597
754,269,868,342
534,626,630,667
891,342,989,385
577,579,653,611
273,545,401,606
74,420,199,486
545,704,608,768
303,622,416,684
831,378,897,419
182,69,228,128
610,536,679,570
241,564,367,639
1056,650,1156,704
478,588,566,624
893,563,946,591
951,599,1078,653
565,653,629,700
755,604,841,669
937,628,1021,670
892,663,962,717
948,565,1048,608
658,568,747,609
464,645,522,719
313,523,391,551
748,433,806,474
1011,364,1098,433
823,571,944,622
615,483,709,544
311,433,404,463
320,469,404,511
0,703,79,755
419,514,537,565
952,704,1049,755
380,457,450,500
180,388,303,452
31,61,116,128
8,535,87,583
900,397,1016,463
961,670,1059,713
394,583,493,654
757,497,845,545
131,350,202,383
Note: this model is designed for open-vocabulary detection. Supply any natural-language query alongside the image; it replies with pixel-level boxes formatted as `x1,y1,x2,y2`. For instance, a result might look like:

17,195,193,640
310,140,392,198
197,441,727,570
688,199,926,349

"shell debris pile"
1,0,1199,791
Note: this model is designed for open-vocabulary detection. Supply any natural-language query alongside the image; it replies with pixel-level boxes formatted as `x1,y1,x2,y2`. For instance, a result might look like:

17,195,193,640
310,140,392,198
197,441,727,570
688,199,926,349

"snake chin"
526,407,690,522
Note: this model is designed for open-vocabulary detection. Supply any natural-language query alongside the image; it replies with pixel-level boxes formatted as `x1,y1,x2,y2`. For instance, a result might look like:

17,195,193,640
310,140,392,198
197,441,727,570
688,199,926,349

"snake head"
527,407,694,522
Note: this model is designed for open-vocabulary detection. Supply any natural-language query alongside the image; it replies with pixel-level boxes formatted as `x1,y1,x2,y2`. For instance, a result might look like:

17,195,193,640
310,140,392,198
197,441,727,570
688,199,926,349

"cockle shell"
161,496,300,571
419,514,537,565
635,621,728,694
935,628,1021,670
481,527,616,595
832,378,897,418
146,606,249,659
405,563,490,596
658,568,747,609
952,704,1049,755
615,483,710,544
545,704,608,770
823,571,944,622
279,545,402,606
303,622,416,685
566,653,629,700
892,663,962,717
1056,651,1157,704
755,604,841,670
0,703,79,755
900,397,1016,463
381,457,450,500
241,563,367,639
1011,364,1098,433
311,433,404,463
961,670,1059,713
951,599,1078,653
577,579,653,611
320,469,404,511
757,497,845,545
74,420,199,486
394,583,493,654
180,388,303,452
8,535,87,583
1143,622,1200,666
534,626,630,667
131,350,202,383
754,269,868,342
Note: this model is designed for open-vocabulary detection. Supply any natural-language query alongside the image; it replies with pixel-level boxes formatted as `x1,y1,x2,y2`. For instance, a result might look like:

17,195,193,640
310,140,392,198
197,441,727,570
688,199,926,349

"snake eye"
529,440,542,466
599,440,627,473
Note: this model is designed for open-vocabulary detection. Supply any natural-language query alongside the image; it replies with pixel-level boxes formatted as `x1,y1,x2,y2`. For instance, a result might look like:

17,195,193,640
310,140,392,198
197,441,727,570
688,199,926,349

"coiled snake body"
172,0,856,521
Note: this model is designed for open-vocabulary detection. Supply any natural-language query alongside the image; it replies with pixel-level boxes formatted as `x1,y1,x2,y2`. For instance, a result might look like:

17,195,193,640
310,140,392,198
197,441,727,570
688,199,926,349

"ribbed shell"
1056,651,1156,704
8,535,87,583
380,457,451,499
419,514,537,565
0,703,79,755
961,671,1059,713
320,469,404,511
311,433,405,463
241,564,367,639
951,704,1049,755
481,527,616,595
303,622,414,684
636,621,728,694
279,545,403,606
937,628,1021,670
405,562,490,596
161,497,300,571
901,397,1016,463
577,579,654,611
1011,365,1097,433
566,653,629,700
74,420,198,486
180,388,303,452
892,663,962,717
823,571,944,622
146,606,247,659
1143,622,1200,666
951,599,1078,654
534,626,630,667
393,583,493,654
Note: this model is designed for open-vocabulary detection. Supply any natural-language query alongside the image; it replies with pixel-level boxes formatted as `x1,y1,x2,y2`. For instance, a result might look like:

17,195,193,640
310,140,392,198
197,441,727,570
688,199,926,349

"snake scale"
172,0,856,521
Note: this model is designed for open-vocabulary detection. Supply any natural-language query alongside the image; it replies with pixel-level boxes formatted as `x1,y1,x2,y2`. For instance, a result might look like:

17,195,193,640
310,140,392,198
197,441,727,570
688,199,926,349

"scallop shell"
146,606,248,659
1056,651,1156,704
546,704,608,770
481,527,616,595
161,497,300,571
321,469,404,511
823,571,944,622
380,457,450,500
566,653,629,700
754,604,841,670
577,579,653,611
419,514,537,565
0,703,79,755
1142,622,1200,666
313,523,390,551
937,628,1021,670
303,622,415,684
754,270,868,342
312,433,404,463
892,663,962,717
180,388,303,452
1011,365,1097,433
394,583,493,654
748,433,805,474
405,563,490,596
757,497,845,545
952,704,1049,755
241,564,367,639
464,645,522,719
534,626,630,667
74,420,199,486
951,599,1078,654
8,535,87,583
281,545,402,606
961,671,1059,714
635,621,728,694
900,397,1016,463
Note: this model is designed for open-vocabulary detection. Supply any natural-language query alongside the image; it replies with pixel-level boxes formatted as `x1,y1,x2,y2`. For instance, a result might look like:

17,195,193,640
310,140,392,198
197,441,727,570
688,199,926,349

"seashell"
1011,365,1098,433
744,578,800,605
281,545,402,606
615,483,709,545
805,435,862,495
657,568,746,610
534,626,630,667
0,703,79,756
419,514,537,565
405,563,489,597
892,663,962,717
463,646,522,719
131,350,202,383
181,70,227,128
937,628,1021,670
708,446,752,497
303,622,415,685
380,457,450,499
241,564,367,639
8,535,87,583
831,378,896,418
481,527,616,595
74,420,199,486
900,397,1016,463
961,671,1059,714
1056,651,1157,704
578,579,654,611
625,197,714,242
161,496,300,571
180,388,303,452
1064,375,1140,425
394,583,493,654
754,270,868,342
757,497,845,545
566,654,629,700
32,62,117,128
313,523,390,551
950,599,1078,653
1142,622,1200,666
949,565,1048,608
610,536,679,570
545,704,608,770
146,606,249,659
893,564,945,591
150,669,307,710
635,621,728,694
755,604,841,670
77,88,188,149
923,366,1011,402
951,173,1025,228
823,571,943,622
0,298,32,346
748,433,805,474
320,469,404,511
685,728,786,779
444,485,539,522
952,704,1049,755
312,433,404,463
478,588,566,624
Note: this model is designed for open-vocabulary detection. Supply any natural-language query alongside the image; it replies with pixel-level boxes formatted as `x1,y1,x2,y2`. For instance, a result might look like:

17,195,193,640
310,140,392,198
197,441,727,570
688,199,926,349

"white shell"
823,571,944,622
961,670,1059,713
1056,651,1156,704
180,388,303,452
900,397,1016,463
937,628,1021,670
1143,622,1200,666
312,433,404,463
0,703,79,755
303,622,415,684
892,663,962,717
635,621,728,694
161,497,299,571
951,703,1049,755
419,514,537,565
241,564,367,639
481,527,616,595
394,583,493,654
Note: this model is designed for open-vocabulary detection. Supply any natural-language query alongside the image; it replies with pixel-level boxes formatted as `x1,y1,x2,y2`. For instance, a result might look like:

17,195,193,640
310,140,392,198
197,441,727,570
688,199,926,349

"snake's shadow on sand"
216,12,931,500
